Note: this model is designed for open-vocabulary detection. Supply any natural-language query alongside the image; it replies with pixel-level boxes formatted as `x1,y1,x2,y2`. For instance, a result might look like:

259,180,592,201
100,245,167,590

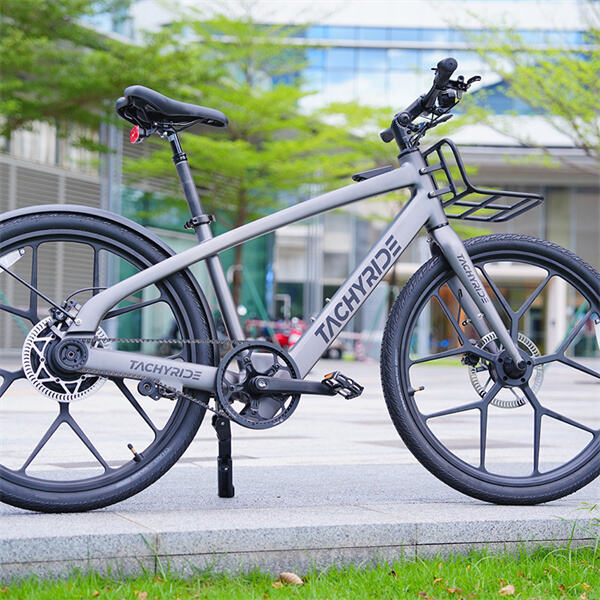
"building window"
388,28,420,42
327,47,356,70
327,26,358,40
358,26,388,41
357,47,388,71
306,48,326,68
388,48,420,71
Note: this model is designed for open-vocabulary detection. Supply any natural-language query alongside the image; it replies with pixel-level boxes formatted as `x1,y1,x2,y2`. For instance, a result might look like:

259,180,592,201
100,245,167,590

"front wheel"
381,234,600,504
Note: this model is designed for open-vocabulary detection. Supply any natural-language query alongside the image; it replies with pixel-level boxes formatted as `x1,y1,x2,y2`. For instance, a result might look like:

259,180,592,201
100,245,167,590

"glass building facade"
296,25,589,110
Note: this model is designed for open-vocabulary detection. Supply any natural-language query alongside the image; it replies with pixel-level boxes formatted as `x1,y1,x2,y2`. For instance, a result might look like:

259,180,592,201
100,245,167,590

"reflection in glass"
306,25,326,38
358,26,388,41
327,47,356,70
388,72,420,107
421,49,453,68
421,28,453,43
388,48,421,71
306,48,325,68
389,28,420,42
357,48,388,71
327,26,358,40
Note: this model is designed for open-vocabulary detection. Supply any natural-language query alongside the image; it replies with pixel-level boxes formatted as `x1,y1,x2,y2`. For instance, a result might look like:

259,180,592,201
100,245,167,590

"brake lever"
415,113,453,132
447,74,482,92
466,75,482,86
429,114,453,128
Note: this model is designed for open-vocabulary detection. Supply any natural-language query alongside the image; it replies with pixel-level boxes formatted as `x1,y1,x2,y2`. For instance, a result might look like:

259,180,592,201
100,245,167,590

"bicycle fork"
430,224,524,370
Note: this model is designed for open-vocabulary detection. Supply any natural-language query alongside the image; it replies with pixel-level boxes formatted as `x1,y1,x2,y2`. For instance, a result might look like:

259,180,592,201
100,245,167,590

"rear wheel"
381,234,600,504
0,212,214,512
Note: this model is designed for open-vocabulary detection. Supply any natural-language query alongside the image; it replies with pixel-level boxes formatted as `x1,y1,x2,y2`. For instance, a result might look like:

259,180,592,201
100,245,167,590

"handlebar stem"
391,119,416,154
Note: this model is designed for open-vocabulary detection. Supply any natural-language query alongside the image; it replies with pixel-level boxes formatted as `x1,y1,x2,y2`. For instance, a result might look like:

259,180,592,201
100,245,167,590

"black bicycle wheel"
0,211,214,512
381,234,600,504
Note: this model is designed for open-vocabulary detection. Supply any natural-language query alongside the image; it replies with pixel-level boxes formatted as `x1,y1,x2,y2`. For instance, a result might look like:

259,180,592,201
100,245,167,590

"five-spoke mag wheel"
382,234,600,504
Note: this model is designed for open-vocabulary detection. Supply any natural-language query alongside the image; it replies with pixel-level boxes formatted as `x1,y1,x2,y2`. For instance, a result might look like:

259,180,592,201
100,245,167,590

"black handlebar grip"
434,57,457,89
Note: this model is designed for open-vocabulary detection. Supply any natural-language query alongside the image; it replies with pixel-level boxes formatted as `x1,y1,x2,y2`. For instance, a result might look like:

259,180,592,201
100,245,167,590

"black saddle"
115,85,228,130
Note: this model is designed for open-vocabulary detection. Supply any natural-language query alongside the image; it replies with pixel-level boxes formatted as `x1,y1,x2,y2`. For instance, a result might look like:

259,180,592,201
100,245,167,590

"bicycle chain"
81,335,241,420
88,336,244,346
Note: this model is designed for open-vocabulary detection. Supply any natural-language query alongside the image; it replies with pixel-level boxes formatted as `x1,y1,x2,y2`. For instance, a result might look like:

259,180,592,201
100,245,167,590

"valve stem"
127,443,143,463
408,386,425,395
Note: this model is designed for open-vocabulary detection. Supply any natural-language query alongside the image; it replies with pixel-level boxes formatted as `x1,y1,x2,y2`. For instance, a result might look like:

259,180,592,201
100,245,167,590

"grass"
2,545,598,600
419,358,464,367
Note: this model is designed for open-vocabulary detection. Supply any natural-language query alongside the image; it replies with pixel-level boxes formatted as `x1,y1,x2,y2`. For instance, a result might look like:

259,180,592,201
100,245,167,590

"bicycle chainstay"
79,335,244,420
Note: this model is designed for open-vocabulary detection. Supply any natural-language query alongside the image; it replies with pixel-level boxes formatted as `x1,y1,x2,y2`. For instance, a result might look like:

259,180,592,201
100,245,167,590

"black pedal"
321,371,364,399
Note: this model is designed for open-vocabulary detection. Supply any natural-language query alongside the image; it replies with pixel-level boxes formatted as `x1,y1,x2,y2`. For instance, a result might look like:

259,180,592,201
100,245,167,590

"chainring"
22,317,109,402
215,341,301,429
468,331,544,409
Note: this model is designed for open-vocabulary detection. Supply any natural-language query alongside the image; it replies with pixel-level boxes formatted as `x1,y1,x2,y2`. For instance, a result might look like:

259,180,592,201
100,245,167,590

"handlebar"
380,57,458,143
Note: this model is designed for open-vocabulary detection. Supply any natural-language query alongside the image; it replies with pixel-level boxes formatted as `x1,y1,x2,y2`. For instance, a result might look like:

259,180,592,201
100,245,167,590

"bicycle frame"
68,137,524,389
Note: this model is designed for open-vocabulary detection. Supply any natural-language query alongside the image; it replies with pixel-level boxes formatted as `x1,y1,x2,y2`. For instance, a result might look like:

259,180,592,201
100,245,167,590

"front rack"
421,139,544,222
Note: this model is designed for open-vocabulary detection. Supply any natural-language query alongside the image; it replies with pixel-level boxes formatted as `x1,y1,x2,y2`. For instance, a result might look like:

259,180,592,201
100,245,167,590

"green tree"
459,10,599,170
0,0,217,144
130,14,381,307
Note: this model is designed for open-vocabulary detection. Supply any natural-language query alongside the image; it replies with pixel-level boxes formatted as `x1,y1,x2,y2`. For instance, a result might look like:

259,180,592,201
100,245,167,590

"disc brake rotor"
468,331,544,409
22,317,109,403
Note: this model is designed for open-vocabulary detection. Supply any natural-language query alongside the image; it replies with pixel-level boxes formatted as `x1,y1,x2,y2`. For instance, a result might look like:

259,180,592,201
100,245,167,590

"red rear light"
130,125,139,144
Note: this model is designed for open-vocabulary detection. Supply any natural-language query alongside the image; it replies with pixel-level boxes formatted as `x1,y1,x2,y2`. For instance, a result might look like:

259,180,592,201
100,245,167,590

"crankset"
215,341,302,429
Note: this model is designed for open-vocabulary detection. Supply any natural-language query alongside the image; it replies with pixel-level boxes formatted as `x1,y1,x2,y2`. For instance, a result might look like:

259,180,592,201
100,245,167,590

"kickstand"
211,414,235,498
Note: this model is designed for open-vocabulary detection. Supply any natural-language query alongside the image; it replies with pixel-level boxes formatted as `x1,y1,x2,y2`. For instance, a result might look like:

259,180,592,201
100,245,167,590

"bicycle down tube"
71,152,524,385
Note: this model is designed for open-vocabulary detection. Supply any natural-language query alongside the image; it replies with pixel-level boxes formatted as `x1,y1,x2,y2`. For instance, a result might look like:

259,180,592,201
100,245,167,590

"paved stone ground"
1,358,599,579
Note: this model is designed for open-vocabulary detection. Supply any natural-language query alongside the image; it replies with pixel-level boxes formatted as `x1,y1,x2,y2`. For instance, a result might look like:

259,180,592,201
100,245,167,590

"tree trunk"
232,243,244,308
387,263,398,315
231,196,247,309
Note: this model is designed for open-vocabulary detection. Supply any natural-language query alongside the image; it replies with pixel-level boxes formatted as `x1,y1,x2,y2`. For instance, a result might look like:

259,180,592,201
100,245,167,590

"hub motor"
21,317,109,403
468,331,544,409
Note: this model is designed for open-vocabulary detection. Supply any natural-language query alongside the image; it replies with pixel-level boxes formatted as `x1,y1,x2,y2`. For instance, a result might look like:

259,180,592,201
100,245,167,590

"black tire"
381,234,600,504
0,212,214,512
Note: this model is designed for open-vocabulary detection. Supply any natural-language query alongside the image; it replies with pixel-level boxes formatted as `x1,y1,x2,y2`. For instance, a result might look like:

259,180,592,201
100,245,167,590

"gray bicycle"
1,58,598,512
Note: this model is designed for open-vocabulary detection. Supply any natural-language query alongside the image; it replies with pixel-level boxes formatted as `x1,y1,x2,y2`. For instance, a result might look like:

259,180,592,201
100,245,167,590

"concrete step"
1,464,597,581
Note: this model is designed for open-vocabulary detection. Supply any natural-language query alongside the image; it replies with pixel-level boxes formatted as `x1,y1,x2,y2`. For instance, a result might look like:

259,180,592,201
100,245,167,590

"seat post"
168,132,203,219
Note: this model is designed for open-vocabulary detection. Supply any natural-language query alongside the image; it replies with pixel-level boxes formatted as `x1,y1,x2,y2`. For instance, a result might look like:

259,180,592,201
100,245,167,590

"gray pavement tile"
128,505,417,554
129,504,416,532
361,501,590,522
0,513,157,563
